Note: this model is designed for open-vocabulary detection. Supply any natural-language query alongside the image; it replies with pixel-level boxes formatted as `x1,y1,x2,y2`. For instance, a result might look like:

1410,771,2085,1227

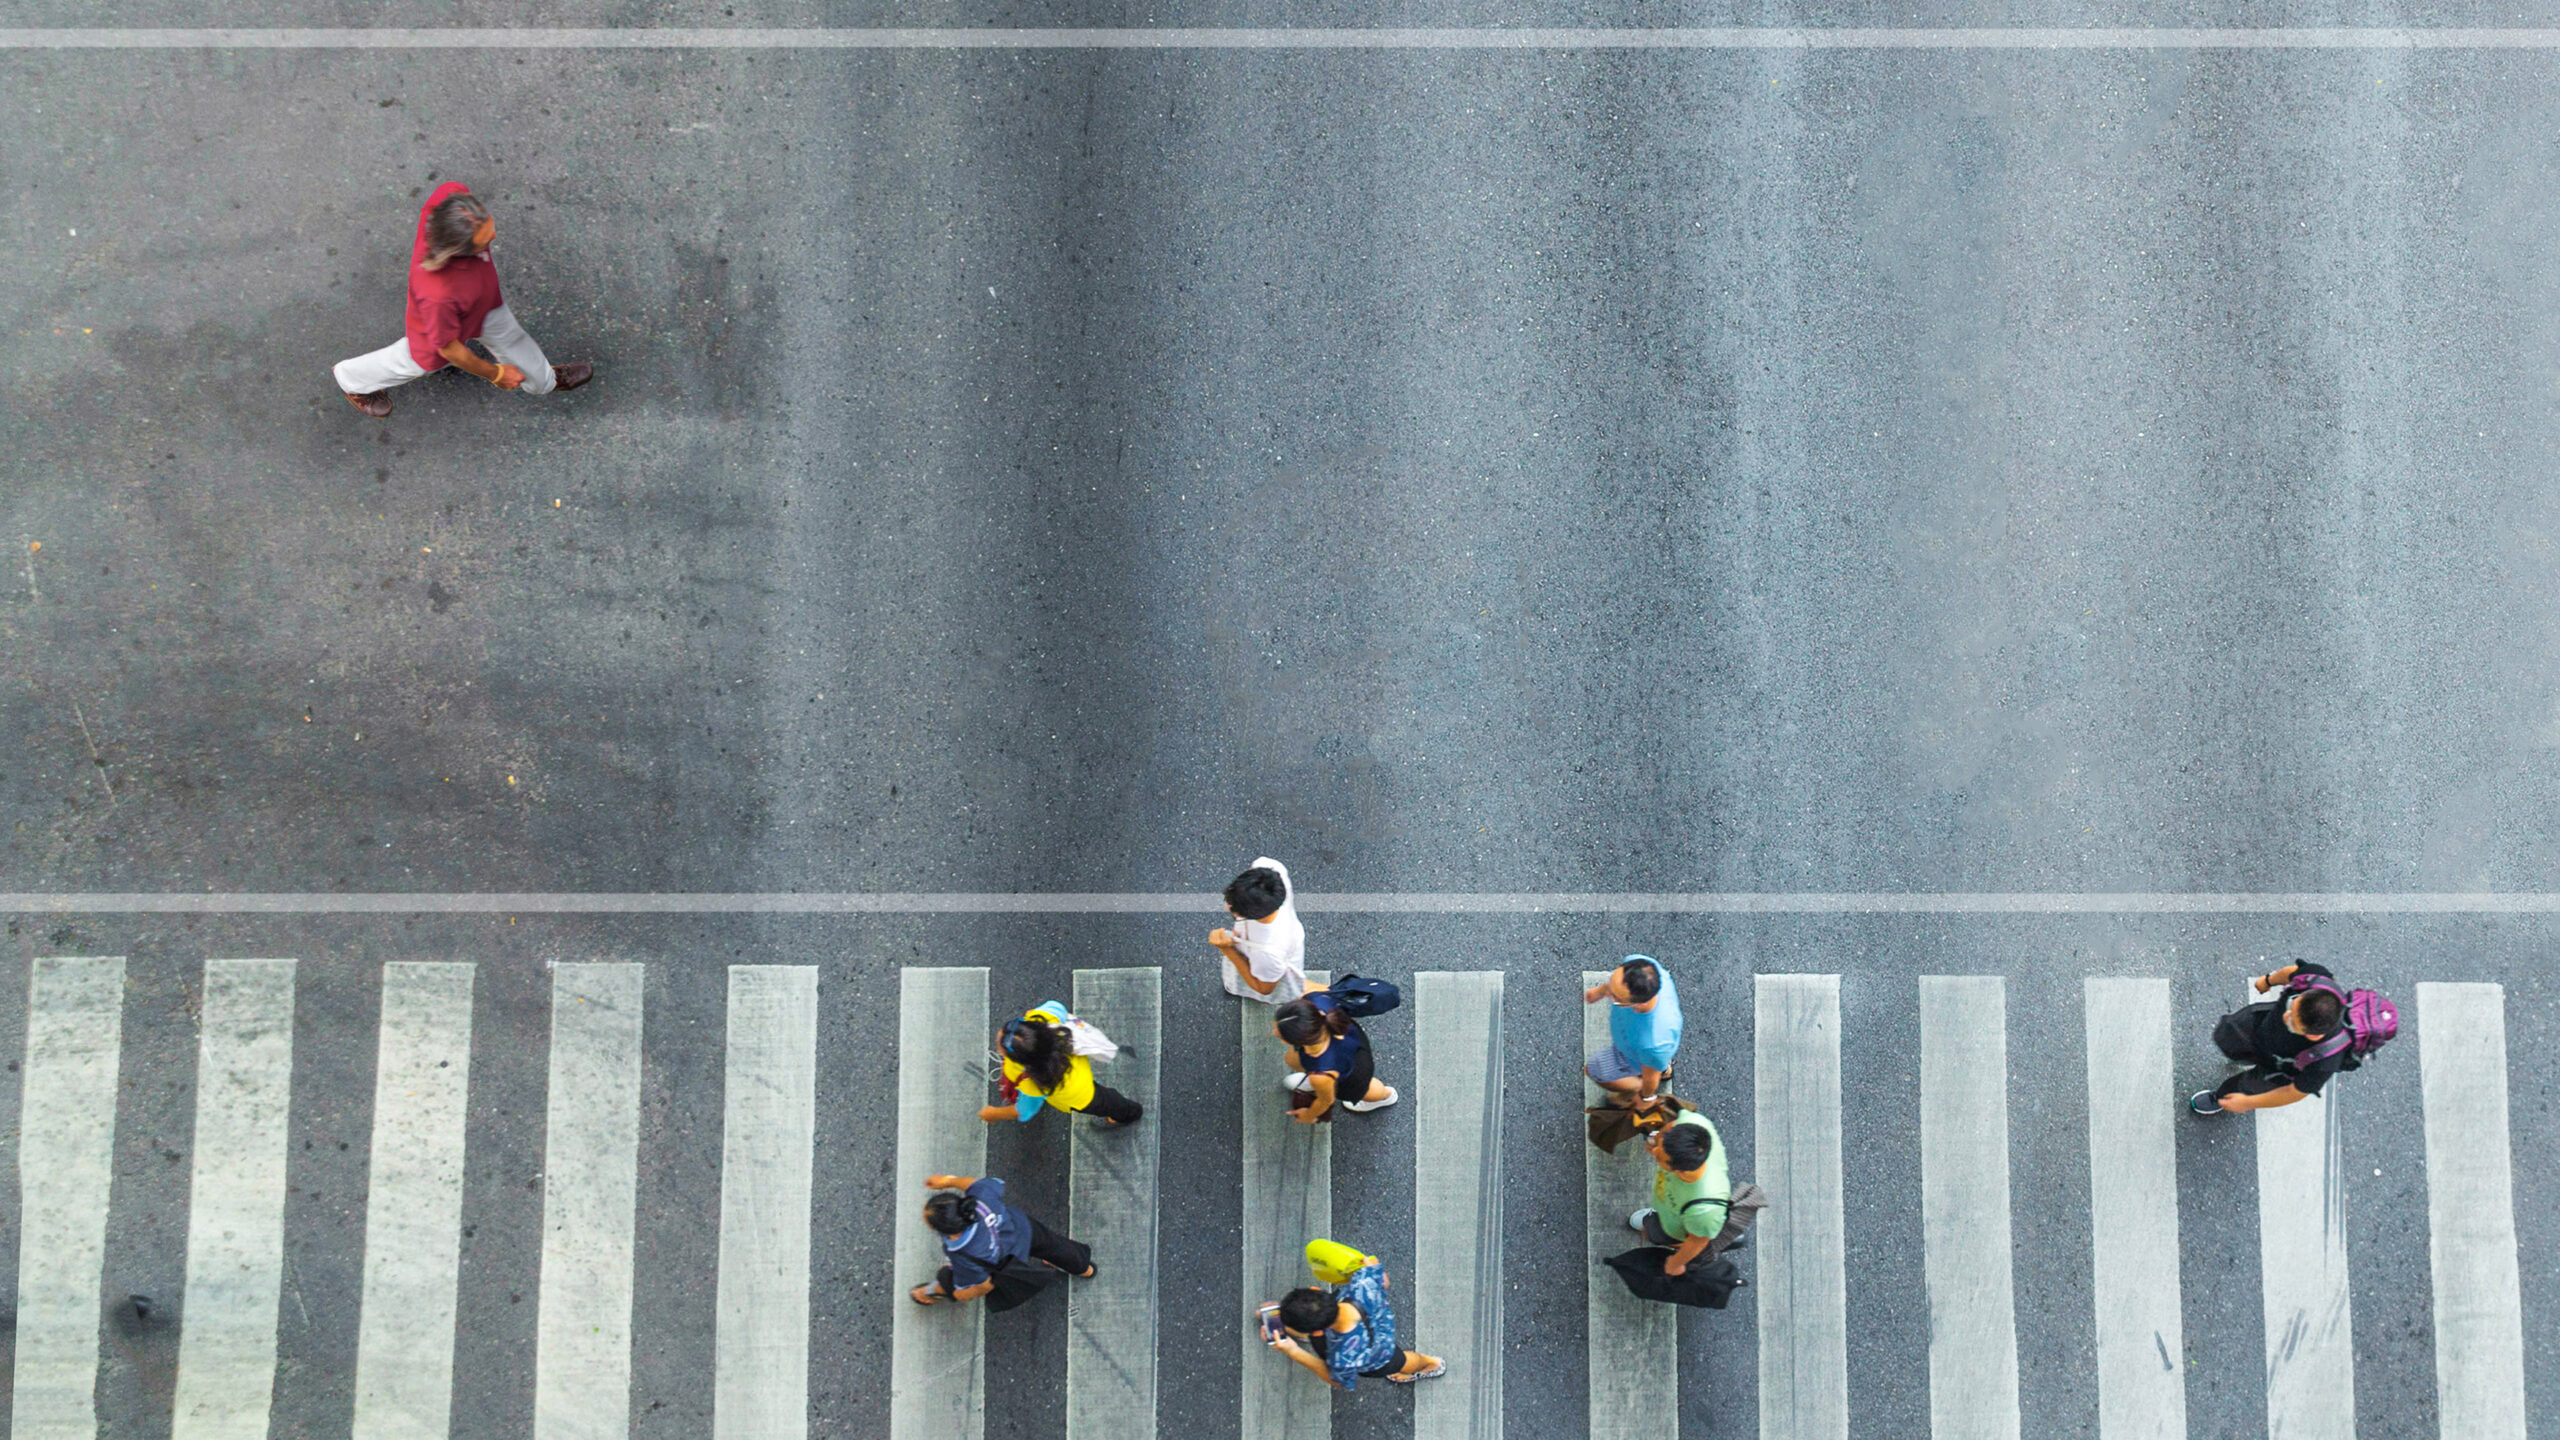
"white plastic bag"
1030,1002,1118,1063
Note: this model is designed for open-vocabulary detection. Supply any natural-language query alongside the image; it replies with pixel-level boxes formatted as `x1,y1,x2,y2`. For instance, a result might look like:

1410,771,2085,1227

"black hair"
1619,957,1661,1003
1002,1017,1074,1092
923,1191,974,1236
2295,989,2345,1036
1274,998,1327,1048
1225,866,1288,921
1657,1122,1713,1172
1278,1287,1337,1334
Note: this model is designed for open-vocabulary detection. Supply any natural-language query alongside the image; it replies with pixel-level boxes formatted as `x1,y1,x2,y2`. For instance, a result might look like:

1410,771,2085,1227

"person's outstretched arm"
437,339,523,389
1212,929,1279,993
1293,1072,1338,1124
1268,1337,1343,1387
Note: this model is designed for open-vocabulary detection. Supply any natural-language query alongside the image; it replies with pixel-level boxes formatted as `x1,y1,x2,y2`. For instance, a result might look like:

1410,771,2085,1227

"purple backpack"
2279,974,2399,1072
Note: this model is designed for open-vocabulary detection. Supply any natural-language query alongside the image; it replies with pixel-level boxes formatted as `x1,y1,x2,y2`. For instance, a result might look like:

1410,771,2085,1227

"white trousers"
332,303,557,396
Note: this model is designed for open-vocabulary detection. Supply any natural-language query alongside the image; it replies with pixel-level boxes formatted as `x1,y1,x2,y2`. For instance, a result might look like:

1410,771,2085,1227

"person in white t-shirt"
1211,857,1308,1004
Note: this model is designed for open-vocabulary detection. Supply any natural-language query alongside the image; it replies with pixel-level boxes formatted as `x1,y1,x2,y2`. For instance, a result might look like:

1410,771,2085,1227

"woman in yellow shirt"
978,1004,1144,1127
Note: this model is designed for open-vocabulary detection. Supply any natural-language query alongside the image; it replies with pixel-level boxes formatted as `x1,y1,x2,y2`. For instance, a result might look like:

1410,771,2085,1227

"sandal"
1389,1361,1446,1383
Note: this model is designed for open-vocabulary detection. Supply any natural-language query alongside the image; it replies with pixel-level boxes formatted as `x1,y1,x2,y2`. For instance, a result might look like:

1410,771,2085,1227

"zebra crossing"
5,957,2538,1439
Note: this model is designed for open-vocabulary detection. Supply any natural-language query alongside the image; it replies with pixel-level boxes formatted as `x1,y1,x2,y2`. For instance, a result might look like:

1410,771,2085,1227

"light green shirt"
1651,1111,1732,1242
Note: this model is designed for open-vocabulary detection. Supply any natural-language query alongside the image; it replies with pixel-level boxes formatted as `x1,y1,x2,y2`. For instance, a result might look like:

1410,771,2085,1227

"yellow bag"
1304,1239,1375,1286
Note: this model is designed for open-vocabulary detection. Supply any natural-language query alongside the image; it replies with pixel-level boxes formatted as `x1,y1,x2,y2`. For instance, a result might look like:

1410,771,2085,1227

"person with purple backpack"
2188,960,2398,1115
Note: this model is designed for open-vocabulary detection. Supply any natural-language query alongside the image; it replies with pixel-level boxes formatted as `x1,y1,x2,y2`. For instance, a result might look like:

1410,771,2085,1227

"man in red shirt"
333,182,592,417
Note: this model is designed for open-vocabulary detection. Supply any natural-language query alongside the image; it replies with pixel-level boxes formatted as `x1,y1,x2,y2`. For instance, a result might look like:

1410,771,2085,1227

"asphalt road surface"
3,15,2556,1440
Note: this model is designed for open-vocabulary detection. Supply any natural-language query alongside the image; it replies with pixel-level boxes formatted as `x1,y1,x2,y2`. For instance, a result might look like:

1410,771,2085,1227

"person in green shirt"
1627,1109,1761,1277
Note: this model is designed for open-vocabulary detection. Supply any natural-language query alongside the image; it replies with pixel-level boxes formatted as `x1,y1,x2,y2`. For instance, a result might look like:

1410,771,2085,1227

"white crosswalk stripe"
2251,982,2357,1440
171,959,297,1440
1755,973,1848,1440
890,966,989,1440
716,965,819,1440
2081,978,2186,1440
11,957,126,1440
1919,977,2020,1440
1414,971,1503,1440
350,961,476,1440
1239,971,1328,1440
1066,967,1162,1440
533,963,645,1440
2417,982,2526,1440
1583,971,1674,1440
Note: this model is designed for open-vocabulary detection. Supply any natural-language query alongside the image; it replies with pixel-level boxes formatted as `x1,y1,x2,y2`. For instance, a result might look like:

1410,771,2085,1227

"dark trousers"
1078,1082,1144,1125
2211,1006,2293,1100
936,1213,1091,1296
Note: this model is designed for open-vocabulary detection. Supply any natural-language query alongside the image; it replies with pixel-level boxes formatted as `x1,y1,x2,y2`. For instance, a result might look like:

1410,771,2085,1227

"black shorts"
1292,1027,1377,1118
1360,1350,1416,1379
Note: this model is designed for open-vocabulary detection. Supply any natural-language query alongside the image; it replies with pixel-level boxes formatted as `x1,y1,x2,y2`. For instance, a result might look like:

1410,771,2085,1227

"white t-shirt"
1221,855,1307,1004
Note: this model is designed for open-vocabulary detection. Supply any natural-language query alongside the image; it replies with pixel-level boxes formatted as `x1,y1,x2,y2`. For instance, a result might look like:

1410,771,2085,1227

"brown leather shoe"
554,362,594,392
346,391,393,418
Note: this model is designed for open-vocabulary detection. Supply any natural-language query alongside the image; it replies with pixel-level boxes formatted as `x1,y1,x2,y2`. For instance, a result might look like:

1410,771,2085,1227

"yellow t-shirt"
1003,1012,1096,1114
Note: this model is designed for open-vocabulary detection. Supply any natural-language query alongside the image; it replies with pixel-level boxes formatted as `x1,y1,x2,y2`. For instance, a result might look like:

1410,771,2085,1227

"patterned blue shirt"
1321,1264,1398,1389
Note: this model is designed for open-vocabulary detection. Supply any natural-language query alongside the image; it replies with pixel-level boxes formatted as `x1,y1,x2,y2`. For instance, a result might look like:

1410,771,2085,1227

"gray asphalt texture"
3,21,2558,1440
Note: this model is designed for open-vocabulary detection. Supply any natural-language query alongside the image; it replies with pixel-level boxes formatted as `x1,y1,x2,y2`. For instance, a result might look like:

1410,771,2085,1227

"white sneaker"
1628,1207,1656,1235
1343,1084,1399,1112
1281,1072,1313,1093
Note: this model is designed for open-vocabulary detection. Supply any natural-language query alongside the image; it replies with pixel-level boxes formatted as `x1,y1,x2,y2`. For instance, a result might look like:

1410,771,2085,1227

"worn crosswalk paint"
11,957,127,1440
890,967,990,1440
1755,974,1847,1440
715,966,819,1440
1066,968,1161,1440
1920,977,2020,1440
171,959,298,1440
2081,978,2185,1440
1240,971,1328,1440
534,964,646,1440
2417,983,2525,1440
1414,971,1503,1440
350,962,476,1440
2251,982,2356,1440
1583,970,1677,1440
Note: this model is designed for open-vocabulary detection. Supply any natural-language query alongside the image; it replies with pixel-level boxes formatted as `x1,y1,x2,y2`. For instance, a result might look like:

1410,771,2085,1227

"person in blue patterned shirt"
1263,1260,1445,1389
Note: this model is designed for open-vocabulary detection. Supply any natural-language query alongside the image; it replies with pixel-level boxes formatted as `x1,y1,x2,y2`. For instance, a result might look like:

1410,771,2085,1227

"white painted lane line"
2416,983,2526,1440
534,964,645,1440
350,962,476,1440
715,966,819,1440
11,957,126,1440
2082,979,2185,1440
1415,972,1503,1440
889,968,989,1440
1241,972,1328,1440
19,890,2560,914
1584,972,1674,1440
1919,977,2020,1440
1755,974,1847,1440
171,960,297,1440
1067,969,1160,1440
2252,983,2355,1440
12,26,2560,47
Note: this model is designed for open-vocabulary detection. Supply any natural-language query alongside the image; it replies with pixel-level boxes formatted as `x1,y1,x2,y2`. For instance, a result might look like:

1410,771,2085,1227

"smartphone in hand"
1258,1302,1284,1344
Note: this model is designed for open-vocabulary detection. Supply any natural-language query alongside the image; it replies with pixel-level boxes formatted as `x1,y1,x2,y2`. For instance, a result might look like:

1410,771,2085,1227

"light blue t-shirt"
1608,963,1683,1071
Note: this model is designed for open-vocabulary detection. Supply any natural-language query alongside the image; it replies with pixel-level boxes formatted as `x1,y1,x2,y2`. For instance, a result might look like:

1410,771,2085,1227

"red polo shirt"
404,182,504,369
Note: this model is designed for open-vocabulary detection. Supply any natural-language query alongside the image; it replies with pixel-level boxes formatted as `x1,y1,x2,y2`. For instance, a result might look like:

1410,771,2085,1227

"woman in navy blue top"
1276,988,1398,1122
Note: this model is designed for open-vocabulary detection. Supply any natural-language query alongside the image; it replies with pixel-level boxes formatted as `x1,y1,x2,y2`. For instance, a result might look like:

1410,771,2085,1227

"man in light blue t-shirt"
1583,956,1681,1107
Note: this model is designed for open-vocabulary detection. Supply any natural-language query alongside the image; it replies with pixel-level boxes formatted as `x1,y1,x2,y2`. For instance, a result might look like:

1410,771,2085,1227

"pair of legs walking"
333,304,565,398
1076,1082,1144,1125
933,1213,1094,1294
